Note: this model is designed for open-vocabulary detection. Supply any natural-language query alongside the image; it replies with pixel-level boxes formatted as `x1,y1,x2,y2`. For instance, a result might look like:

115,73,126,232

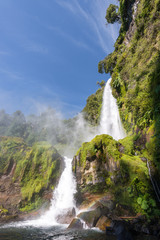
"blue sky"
0,0,120,118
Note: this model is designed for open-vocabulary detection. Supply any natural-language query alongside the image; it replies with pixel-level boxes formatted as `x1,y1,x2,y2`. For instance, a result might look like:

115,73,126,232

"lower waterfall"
34,156,77,226
99,78,126,140
37,156,77,226
11,156,77,227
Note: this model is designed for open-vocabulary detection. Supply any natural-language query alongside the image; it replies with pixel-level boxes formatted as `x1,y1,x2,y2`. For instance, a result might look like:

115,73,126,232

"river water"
0,225,158,240
0,225,110,240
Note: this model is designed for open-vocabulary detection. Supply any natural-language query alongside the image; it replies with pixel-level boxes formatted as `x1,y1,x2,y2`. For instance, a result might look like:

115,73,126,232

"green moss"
0,205,8,215
20,197,43,212
82,87,104,126
0,137,62,212
75,133,159,218
76,134,120,168
119,134,139,155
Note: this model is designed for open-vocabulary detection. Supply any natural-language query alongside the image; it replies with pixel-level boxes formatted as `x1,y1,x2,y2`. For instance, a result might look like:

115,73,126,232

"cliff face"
73,134,159,219
71,0,160,231
98,0,160,172
0,136,63,221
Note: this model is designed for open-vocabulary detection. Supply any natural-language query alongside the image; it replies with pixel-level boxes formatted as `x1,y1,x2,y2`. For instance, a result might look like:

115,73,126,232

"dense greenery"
74,134,160,218
105,4,120,24
98,0,160,171
0,136,62,212
82,84,104,125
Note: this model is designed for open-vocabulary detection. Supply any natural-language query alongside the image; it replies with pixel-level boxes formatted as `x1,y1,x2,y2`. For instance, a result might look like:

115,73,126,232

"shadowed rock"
112,221,133,240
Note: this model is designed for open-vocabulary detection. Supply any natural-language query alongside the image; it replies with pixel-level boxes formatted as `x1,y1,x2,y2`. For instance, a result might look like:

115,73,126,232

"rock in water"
55,207,76,224
77,207,102,228
68,218,83,229
95,215,111,231
112,221,133,240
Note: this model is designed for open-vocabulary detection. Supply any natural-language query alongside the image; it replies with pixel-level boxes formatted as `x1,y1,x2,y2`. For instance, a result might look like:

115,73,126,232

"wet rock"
77,207,101,228
95,215,111,231
99,197,115,211
56,207,76,224
112,221,133,240
68,217,83,229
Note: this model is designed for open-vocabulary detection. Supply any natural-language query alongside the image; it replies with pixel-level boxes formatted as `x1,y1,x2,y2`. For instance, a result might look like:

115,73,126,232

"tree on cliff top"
105,4,120,24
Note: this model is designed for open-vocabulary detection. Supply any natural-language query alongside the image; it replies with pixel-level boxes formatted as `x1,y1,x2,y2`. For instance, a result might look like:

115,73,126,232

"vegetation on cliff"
99,0,160,171
0,136,63,215
82,82,104,126
73,134,160,219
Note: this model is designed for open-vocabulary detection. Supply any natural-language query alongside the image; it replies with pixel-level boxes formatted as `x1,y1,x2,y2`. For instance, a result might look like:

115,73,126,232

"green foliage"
96,80,105,88
76,134,120,169
98,53,116,74
119,134,139,155
105,4,120,24
98,0,160,177
0,205,8,216
82,88,104,125
0,137,62,212
75,134,159,217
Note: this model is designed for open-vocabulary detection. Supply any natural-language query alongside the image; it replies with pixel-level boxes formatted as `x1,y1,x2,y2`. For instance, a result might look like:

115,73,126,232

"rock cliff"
72,134,160,234
0,136,63,222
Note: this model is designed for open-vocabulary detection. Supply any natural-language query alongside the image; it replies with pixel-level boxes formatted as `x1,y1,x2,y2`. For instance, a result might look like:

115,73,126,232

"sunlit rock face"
0,136,63,222
72,134,121,194
72,134,159,221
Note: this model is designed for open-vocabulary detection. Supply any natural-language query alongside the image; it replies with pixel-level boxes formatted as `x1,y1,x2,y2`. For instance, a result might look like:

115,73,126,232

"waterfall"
17,156,77,227
99,78,125,140
37,156,77,226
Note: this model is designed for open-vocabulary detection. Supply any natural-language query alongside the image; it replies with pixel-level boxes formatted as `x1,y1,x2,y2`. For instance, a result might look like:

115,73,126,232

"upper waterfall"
99,78,126,140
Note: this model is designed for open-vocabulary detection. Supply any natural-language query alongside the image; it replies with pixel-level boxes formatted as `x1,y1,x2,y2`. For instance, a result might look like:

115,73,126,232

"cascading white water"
36,156,77,226
99,78,125,140
12,156,77,227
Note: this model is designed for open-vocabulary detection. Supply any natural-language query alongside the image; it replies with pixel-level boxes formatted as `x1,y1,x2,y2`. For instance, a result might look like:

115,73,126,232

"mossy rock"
73,134,159,219
0,137,63,215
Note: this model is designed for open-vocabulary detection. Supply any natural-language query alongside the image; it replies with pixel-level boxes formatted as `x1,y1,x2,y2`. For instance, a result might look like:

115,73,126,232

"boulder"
112,221,133,240
55,207,76,224
68,218,83,229
77,207,101,228
95,215,111,231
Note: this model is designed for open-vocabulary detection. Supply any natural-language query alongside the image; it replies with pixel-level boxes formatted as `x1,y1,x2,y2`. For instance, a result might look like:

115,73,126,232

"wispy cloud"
55,0,120,53
24,41,48,54
0,68,23,81
48,25,94,53
55,0,75,14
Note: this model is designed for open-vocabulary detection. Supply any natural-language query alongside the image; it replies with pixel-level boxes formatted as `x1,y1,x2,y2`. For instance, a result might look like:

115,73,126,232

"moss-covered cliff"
0,136,63,220
73,134,159,219
72,2,160,230
82,86,104,126
99,0,160,172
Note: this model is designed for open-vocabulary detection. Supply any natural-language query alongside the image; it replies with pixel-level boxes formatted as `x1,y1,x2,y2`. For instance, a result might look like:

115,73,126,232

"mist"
0,107,99,157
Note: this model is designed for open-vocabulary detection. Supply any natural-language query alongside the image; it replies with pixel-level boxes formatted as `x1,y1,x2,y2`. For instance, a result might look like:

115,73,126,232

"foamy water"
99,78,125,140
5,156,77,228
